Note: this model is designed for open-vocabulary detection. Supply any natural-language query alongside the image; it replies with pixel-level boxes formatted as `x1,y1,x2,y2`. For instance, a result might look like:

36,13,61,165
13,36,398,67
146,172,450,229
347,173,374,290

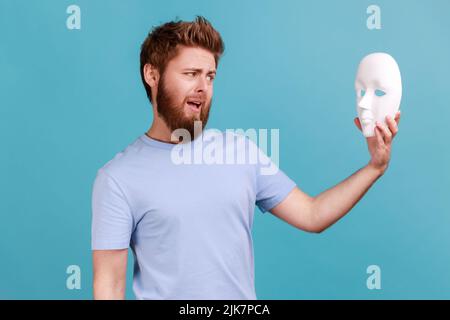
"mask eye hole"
360,89,366,97
375,89,386,97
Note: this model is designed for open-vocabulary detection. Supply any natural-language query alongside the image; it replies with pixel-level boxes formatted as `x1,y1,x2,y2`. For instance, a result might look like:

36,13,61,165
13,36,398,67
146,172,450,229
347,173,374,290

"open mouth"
186,100,202,112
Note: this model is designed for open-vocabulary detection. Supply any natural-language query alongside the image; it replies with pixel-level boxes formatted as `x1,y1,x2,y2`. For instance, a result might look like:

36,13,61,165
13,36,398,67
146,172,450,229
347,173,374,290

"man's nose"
195,76,208,92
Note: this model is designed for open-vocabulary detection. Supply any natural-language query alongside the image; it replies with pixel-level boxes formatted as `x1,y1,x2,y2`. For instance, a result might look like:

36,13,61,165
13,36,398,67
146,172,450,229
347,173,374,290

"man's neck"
146,117,177,144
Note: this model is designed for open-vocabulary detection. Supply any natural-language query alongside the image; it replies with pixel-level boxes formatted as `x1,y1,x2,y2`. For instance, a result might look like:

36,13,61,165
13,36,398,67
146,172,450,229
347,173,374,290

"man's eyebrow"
182,68,216,74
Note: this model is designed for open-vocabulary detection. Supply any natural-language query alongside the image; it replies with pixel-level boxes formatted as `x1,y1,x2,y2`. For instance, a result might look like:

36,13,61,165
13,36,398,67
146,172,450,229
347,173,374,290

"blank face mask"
355,52,402,137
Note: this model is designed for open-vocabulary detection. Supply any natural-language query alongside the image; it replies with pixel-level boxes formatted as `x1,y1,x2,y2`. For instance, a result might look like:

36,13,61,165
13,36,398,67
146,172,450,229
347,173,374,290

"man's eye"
360,89,366,97
185,72,196,77
207,75,215,81
375,89,386,97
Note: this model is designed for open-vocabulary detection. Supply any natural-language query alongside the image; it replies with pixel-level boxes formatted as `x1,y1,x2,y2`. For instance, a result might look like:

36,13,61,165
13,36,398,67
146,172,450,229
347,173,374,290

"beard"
156,75,211,142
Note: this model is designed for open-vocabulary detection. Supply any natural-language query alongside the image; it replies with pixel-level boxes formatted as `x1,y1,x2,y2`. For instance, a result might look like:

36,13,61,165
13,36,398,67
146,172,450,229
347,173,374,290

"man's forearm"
310,163,384,232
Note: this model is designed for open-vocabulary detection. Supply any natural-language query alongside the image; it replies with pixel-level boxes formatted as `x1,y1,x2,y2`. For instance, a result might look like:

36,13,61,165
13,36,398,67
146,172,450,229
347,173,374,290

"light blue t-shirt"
91,129,296,299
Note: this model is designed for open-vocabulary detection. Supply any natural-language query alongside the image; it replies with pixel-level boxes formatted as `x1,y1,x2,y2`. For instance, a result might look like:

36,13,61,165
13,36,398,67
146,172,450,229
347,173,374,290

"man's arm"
271,164,383,233
93,249,128,300
270,112,401,233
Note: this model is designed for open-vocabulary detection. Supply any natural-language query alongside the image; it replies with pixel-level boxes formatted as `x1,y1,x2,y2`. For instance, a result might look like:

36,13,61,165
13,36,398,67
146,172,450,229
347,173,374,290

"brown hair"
140,16,225,103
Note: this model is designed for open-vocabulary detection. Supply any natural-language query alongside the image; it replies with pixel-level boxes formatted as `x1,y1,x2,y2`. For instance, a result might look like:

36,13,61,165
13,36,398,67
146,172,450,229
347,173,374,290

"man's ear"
143,64,160,88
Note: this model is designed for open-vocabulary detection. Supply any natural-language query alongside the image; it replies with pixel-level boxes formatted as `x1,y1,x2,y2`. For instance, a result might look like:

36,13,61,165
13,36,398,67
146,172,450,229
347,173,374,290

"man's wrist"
366,162,387,178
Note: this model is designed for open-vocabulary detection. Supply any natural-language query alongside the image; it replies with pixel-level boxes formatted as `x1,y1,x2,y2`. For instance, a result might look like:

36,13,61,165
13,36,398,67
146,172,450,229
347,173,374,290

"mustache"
185,95,207,101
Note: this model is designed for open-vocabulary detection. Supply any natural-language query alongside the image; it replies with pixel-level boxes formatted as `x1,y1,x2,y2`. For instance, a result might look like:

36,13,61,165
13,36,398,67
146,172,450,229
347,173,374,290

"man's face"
155,46,216,140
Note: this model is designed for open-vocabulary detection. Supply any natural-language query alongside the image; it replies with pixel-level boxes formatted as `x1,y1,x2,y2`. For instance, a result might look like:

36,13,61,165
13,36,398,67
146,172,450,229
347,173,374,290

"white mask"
355,52,402,137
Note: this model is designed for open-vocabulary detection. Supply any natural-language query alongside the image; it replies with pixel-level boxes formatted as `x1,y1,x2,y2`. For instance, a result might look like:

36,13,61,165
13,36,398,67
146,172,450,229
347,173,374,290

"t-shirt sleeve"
253,140,297,213
91,168,134,250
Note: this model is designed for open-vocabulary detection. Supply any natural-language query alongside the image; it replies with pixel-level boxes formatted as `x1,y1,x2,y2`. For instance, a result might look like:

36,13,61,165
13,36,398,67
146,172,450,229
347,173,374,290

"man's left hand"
354,111,401,175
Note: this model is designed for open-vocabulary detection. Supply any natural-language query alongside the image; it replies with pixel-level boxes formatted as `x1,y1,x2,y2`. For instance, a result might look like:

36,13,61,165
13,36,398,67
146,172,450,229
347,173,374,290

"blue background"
1,0,449,299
